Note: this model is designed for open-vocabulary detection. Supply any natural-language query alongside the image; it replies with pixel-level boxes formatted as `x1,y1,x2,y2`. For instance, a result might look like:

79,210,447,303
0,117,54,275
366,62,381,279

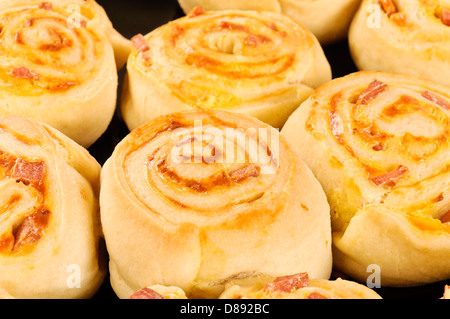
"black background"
90,0,449,300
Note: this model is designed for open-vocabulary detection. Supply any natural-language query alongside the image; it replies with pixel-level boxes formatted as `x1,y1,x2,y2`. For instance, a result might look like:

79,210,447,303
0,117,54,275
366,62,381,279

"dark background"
91,0,449,300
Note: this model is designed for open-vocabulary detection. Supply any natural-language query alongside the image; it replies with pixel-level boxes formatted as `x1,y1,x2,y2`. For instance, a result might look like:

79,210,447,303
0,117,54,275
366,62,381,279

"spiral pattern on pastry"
177,0,362,44
120,7,331,131
100,109,332,299
0,0,132,69
349,0,450,87
0,1,118,147
0,114,104,299
282,71,450,287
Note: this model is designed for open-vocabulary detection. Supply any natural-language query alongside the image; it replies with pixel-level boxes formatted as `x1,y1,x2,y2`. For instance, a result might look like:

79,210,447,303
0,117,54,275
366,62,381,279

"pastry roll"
129,285,188,299
282,71,450,287
0,0,119,147
349,0,450,87
120,7,331,131
0,115,104,299
177,0,362,44
100,109,332,299
219,272,382,299
0,0,131,69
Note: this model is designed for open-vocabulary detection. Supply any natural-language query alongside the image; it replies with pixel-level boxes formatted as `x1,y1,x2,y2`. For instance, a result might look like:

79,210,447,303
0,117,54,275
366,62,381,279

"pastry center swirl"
125,117,280,213
0,5,101,95
311,80,450,189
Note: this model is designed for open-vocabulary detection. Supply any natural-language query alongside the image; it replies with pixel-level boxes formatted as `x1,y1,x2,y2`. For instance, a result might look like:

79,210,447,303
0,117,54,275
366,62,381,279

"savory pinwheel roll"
120,7,331,131
100,109,332,299
219,272,382,299
349,0,450,87
127,272,382,299
282,71,450,287
0,1,119,147
0,0,131,69
0,115,104,299
177,1,362,44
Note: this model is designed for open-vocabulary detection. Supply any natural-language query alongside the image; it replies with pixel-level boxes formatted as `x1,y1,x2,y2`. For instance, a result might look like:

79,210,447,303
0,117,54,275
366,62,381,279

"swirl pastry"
100,109,332,299
0,0,119,147
349,0,450,88
218,272,382,299
0,115,104,299
177,1,362,44
281,71,450,287
120,7,331,131
0,0,131,69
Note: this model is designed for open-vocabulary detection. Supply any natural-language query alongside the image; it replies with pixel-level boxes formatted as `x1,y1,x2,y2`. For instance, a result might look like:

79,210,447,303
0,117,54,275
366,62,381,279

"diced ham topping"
421,90,450,110
229,165,260,183
217,21,249,33
10,67,40,80
442,9,450,26
11,160,44,186
330,110,343,143
308,292,328,299
440,210,450,224
263,272,309,294
38,2,53,10
188,5,205,18
372,143,384,151
370,165,408,188
131,34,149,53
391,12,407,26
244,34,271,47
433,193,444,203
356,80,387,105
379,0,397,17
13,209,50,250
129,288,164,299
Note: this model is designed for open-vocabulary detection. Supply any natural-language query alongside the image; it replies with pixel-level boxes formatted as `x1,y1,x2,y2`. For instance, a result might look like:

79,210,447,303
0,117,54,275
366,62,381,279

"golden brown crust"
349,0,450,87
219,272,382,299
100,109,332,299
177,0,362,44
0,114,104,299
282,71,450,287
120,8,331,131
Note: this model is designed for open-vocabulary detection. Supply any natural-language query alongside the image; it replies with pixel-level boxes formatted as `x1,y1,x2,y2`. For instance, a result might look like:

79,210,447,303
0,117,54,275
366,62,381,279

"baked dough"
127,272,382,299
282,71,450,287
0,0,132,69
178,0,362,44
0,1,118,147
349,0,450,87
100,109,332,299
219,272,382,299
129,285,188,299
120,7,331,131
0,115,104,299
